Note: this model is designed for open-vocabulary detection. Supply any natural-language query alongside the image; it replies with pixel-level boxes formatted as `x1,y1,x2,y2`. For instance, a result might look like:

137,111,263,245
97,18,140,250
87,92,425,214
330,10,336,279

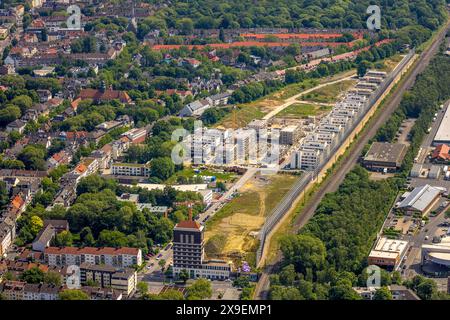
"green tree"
150,157,175,181
186,278,212,300
43,271,62,286
280,234,326,277
373,287,393,300
357,60,371,78
59,289,90,300
20,267,45,284
137,281,149,298
54,230,73,247
179,269,190,283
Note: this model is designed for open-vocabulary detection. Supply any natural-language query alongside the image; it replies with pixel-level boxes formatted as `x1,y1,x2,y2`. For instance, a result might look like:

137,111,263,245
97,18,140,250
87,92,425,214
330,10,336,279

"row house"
47,150,72,169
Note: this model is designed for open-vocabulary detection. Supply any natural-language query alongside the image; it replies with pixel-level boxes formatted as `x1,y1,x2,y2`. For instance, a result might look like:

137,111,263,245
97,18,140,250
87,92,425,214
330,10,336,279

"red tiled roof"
11,195,24,210
44,246,140,256
75,163,87,174
240,32,363,40
432,144,450,161
176,220,201,230
79,88,131,103
66,131,88,140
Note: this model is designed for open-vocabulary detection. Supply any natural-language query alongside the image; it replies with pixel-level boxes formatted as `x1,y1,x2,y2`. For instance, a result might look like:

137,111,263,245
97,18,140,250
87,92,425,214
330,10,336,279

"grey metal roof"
397,184,442,212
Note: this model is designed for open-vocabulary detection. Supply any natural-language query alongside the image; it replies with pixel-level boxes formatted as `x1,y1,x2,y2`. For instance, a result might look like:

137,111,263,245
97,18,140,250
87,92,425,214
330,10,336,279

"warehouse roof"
397,185,442,212
434,104,450,144
363,142,407,166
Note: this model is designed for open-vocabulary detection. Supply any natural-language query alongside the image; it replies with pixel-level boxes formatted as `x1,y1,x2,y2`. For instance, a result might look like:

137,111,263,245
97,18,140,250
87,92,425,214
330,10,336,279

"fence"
255,50,416,266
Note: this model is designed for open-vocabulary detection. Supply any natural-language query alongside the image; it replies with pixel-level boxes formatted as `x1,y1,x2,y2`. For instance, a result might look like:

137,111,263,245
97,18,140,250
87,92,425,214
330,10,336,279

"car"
425,236,430,240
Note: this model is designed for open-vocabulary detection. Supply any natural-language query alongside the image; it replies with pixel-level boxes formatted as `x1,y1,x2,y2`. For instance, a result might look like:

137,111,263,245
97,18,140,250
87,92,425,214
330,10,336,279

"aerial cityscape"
0,0,450,308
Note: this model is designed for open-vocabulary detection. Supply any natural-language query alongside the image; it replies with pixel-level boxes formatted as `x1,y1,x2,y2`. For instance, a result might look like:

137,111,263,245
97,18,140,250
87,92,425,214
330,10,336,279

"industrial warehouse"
362,142,408,172
433,103,450,146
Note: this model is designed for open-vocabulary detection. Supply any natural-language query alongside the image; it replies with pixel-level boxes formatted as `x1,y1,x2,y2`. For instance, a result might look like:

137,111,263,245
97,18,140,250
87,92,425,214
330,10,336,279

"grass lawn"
166,167,237,184
377,54,405,72
276,103,331,118
216,104,265,129
302,79,356,104
215,80,318,128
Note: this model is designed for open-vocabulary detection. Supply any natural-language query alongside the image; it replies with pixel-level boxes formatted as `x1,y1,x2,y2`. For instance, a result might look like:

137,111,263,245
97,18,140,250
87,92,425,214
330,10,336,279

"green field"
302,79,357,104
166,167,237,184
276,103,332,118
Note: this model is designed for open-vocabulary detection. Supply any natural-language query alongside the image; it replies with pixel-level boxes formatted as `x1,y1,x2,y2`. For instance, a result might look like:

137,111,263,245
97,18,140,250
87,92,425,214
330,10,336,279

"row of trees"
270,166,399,300
16,174,203,253
138,0,446,32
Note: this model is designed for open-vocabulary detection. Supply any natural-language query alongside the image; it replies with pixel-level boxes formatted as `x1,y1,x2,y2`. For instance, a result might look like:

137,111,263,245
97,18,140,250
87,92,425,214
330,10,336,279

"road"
254,20,450,300
138,245,173,282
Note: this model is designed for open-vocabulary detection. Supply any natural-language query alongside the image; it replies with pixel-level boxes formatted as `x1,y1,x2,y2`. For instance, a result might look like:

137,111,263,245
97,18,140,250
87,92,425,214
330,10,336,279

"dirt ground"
204,174,297,266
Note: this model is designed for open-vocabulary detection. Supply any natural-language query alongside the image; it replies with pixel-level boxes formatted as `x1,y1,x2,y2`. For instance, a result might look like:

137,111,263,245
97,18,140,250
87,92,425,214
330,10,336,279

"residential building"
353,285,420,300
180,98,212,117
23,283,60,300
0,218,15,257
32,224,56,252
81,286,123,300
120,128,147,144
44,247,142,268
78,88,132,104
172,220,231,280
0,281,25,300
79,263,137,296
432,144,450,163
111,162,151,177
280,125,301,146
6,120,26,133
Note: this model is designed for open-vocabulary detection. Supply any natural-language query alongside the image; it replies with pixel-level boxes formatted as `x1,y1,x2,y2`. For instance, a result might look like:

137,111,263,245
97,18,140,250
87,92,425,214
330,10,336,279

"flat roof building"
280,125,301,146
434,104,450,146
363,142,407,172
422,238,450,268
368,237,409,270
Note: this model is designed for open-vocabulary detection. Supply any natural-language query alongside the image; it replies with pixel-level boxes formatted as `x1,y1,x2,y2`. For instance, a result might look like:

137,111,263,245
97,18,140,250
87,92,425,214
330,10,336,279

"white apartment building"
306,132,336,145
234,129,257,163
111,162,151,177
44,247,143,268
291,147,323,170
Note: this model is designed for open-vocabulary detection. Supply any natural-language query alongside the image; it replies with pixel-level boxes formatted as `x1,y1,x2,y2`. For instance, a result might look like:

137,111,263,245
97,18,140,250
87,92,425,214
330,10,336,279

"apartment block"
44,247,142,268
111,162,151,177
